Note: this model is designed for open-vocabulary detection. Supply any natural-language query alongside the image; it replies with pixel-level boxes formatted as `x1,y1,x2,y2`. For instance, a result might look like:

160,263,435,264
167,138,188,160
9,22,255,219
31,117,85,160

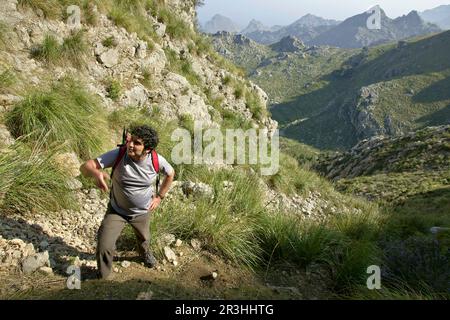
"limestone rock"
22,251,50,274
99,49,119,68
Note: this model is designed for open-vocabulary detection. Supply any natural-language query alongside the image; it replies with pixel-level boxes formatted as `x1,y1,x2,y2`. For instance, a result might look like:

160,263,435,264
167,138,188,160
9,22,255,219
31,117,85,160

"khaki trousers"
96,204,150,279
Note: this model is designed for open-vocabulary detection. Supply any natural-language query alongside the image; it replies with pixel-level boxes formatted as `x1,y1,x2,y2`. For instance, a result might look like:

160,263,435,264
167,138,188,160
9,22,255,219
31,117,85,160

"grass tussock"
31,30,88,67
0,137,76,215
107,0,158,44
0,22,12,50
5,77,109,160
0,68,16,93
18,0,62,19
164,48,201,87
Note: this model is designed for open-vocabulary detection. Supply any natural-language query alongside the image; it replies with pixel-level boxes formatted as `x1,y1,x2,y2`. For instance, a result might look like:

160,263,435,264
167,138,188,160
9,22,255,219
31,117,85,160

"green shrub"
180,60,201,87
106,78,122,100
193,34,212,56
0,138,76,215
5,77,109,160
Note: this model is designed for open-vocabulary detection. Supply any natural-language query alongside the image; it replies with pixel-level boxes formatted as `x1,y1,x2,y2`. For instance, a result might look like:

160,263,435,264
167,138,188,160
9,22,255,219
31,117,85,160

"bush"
5,77,109,160
222,75,231,85
0,138,76,215
106,78,122,100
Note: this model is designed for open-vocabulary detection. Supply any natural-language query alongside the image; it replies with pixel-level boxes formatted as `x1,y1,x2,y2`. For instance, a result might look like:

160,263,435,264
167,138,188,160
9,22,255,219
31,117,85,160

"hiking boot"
143,251,158,268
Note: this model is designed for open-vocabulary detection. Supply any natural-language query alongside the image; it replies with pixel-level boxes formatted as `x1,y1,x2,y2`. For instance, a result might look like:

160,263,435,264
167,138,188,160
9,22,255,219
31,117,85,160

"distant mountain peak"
241,19,269,34
291,13,340,27
203,14,241,34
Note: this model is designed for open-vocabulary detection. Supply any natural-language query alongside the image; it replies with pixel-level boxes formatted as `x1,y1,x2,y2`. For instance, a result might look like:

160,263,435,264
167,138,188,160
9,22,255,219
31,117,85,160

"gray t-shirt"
97,148,174,217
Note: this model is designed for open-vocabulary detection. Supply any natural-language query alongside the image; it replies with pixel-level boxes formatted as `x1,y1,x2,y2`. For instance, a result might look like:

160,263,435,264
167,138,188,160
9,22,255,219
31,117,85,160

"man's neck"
129,153,148,162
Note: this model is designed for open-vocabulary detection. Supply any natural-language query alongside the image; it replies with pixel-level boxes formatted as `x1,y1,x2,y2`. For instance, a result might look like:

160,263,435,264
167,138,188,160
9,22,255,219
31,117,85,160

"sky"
197,0,450,27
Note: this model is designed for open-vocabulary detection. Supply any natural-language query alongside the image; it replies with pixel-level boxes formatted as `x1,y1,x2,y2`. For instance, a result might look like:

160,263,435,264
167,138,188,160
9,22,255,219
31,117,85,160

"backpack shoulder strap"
150,150,159,173
150,150,161,193
111,145,128,178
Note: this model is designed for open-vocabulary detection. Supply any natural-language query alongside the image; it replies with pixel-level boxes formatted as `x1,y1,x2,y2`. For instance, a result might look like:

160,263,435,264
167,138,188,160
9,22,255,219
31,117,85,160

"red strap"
111,145,128,177
151,150,159,173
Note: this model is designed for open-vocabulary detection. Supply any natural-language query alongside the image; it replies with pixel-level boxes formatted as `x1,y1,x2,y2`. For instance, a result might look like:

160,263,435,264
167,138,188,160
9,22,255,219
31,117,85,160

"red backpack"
111,128,161,193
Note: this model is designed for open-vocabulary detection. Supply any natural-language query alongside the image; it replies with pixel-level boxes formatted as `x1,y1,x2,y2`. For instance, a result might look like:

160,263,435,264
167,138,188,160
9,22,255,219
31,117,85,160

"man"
80,125,175,279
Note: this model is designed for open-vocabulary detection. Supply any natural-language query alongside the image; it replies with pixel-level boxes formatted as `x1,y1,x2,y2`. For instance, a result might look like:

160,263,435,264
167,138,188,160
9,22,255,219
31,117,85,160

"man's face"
128,136,149,160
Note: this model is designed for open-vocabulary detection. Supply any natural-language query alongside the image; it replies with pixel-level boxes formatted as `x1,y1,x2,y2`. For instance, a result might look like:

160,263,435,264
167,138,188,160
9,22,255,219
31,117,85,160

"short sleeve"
96,148,120,169
157,154,174,176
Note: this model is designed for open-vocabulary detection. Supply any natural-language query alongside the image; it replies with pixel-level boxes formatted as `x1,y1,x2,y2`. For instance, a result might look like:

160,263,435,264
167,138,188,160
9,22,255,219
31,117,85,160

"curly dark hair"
129,125,159,150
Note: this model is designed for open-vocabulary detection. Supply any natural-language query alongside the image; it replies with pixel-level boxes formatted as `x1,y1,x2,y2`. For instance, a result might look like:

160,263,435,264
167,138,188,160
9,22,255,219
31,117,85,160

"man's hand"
95,171,110,192
148,195,161,211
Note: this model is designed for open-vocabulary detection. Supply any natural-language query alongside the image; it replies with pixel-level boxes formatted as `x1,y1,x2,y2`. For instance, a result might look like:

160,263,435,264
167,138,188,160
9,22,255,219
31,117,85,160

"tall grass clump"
5,77,109,160
31,34,61,63
156,6,192,40
0,68,16,93
105,78,122,100
257,208,383,293
61,30,88,67
0,137,76,215
164,48,201,87
149,169,265,268
0,22,12,50
17,0,62,19
59,0,100,26
244,89,266,120
31,30,88,67
265,153,332,196
108,0,157,43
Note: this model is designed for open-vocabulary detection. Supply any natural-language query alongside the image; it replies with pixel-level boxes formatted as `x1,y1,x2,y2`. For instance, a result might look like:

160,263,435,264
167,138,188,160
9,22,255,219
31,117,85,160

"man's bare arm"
157,170,175,198
80,159,110,192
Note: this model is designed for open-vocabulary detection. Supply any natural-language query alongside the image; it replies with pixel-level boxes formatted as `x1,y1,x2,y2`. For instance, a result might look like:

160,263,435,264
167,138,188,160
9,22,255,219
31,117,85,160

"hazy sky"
197,0,450,27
